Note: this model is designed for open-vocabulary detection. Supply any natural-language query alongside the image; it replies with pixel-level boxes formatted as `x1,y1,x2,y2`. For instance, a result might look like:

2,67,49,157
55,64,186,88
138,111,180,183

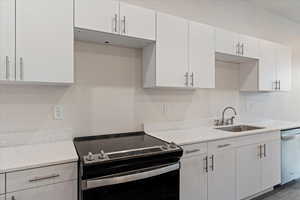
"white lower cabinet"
181,152,207,200
0,195,4,200
237,144,261,200
180,132,281,200
207,144,236,200
0,174,5,195
236,139,281,200
6,180,77,200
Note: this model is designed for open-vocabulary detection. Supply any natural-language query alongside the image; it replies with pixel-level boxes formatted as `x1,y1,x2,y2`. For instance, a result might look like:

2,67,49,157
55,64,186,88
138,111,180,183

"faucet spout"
221,106,237,125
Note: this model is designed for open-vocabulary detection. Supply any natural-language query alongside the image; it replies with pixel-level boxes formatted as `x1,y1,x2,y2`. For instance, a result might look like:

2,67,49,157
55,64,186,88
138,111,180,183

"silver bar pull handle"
29,173,60,182
209,155,214,171
20,57,24,80
258,144,262,159
190,72,194,87
122,16,126,34
217,144,230,148
184,72,189,87
263,144,266,157
185,149,201,154
83,163,179,190
241,43,244,56
203,156,208,173
114,14,118,33
236,43,240,55
5,56,9,80
278,80,281,90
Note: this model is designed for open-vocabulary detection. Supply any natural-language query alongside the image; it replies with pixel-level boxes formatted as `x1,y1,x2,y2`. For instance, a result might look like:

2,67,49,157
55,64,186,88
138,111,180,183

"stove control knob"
162,144,169,150
86,152,95,161
98,150,106,159
169,142,177,149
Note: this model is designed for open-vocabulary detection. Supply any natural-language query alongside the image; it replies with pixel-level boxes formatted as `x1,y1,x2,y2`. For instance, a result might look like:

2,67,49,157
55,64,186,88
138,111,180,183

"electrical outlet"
54,105,64,120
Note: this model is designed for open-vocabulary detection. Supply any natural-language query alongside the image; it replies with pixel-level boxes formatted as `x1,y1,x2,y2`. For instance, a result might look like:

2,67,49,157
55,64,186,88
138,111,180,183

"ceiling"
241,0,300,23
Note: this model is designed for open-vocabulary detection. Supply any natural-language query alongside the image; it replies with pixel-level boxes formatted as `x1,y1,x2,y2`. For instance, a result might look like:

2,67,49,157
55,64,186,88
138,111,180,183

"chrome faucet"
215,107,237,126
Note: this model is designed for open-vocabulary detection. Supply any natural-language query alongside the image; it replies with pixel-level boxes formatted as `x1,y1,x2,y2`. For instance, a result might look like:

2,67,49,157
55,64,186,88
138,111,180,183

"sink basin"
215,125,265,132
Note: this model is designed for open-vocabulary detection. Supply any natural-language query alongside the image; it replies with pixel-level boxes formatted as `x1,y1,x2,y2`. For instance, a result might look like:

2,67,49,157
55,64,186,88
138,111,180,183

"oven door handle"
82,163,180,190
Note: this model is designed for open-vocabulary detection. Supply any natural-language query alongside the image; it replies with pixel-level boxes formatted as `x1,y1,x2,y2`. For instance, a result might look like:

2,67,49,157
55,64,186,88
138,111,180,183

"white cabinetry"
6,181,77,200
0,0,15,81
0,174,4,195
189,22,215,88
0,195,4,200
207,140,236,200
119,2,156,40
237,144,261,200
75,0,156,41
15,0,73,83
276,45,292,91
215,28,259,59
236,134,281,200
75,0,119,34
215,29,239,56
258,40,292,91
181,143,207,200
143,13,189,88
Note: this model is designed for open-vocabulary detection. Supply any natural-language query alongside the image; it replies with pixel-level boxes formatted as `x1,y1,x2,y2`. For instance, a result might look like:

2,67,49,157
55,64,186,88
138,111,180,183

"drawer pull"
29,174,60,182
217,144,231,148
185,149,201,154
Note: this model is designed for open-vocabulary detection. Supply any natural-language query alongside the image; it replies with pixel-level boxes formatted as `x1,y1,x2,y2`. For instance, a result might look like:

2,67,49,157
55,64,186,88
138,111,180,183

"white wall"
1,0,300,146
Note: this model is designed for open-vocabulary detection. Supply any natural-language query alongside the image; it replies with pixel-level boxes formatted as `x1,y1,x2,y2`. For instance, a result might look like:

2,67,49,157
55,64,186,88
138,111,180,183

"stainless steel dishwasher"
281,128,300,184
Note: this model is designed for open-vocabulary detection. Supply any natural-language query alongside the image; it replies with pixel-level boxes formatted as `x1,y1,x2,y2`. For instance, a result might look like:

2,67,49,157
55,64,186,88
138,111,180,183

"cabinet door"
237,144,261,200
277,45,292,91
75,0,119,34
208,149,236,200
189,22,215,89
215,28,239,56
261,140,281,191
0,195,4,200
119,2,155,41
180,154,207,200
240,35,259,59
156,13,189,87
0,0,15,81
258,40,277,91
6,181,77,200
16,0,74,83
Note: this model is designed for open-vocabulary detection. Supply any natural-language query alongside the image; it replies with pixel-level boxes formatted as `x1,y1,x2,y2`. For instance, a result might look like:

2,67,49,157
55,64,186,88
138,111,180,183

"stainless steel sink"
215,125,265,132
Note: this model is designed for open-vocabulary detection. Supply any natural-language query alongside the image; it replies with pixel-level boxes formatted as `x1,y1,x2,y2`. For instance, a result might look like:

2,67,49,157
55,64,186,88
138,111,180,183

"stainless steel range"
73,132,183,200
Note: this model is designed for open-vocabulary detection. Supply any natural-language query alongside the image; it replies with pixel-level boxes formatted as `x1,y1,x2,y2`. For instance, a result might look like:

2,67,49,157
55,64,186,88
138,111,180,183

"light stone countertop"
0,140,78,173
147,120,300,146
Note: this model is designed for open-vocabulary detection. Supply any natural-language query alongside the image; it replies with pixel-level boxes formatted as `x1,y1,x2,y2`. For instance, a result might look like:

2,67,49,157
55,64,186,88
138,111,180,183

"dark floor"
254,181,300,200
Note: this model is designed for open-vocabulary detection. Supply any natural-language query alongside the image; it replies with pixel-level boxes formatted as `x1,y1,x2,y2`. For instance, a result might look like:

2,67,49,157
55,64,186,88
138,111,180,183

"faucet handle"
214,119,221,126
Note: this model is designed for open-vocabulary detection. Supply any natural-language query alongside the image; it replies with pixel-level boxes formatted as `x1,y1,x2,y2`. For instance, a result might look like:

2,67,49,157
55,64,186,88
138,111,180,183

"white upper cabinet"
75,0,156,41
258,40,291,91
189,22,215,88
215,28,259,59
276,45,292,91
239,35,259,59
75,0,119,34
258,40,277,91
215,28,239,56
0,0,15,81
119,2,156,40
155,13,189,88
15,0,74,83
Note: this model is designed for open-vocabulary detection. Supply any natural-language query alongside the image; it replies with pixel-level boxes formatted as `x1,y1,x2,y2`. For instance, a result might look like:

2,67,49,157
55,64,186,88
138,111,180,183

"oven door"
82,163,180,200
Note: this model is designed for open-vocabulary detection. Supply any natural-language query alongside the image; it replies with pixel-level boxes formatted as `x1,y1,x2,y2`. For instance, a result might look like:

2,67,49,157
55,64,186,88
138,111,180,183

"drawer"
208,138,237,152
181,143,207,158
7,162,77,193
0,174,4,195
236,131,280,147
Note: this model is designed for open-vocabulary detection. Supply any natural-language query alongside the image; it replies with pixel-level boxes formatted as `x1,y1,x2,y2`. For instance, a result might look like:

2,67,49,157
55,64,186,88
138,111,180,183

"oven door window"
83,170,179,200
